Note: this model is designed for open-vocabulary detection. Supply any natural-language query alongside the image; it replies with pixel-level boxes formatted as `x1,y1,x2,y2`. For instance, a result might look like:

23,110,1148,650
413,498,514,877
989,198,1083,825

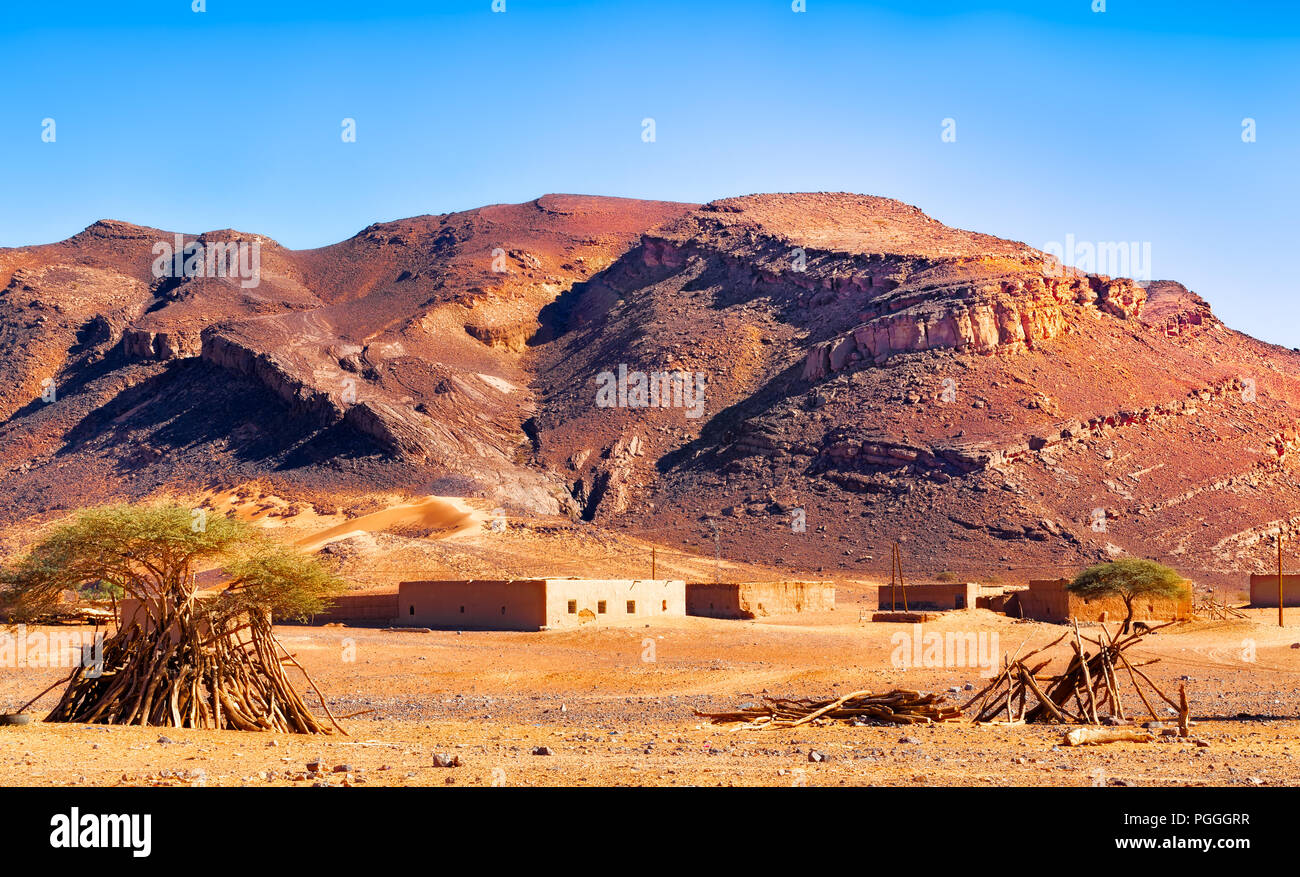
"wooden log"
1178,683,1190,738
1063,727,1155,746
1072,621,1099,723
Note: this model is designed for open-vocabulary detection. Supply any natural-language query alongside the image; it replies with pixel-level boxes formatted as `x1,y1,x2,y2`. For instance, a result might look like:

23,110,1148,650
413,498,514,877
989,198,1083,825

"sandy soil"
4,604,1300,787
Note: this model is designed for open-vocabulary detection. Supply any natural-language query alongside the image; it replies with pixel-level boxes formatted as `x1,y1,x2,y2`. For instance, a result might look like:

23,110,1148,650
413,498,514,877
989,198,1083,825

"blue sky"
2,1,1297,345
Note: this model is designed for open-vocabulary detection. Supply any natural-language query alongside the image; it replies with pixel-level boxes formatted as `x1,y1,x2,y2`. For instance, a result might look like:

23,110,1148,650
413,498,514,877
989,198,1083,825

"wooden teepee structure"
45,587,342,733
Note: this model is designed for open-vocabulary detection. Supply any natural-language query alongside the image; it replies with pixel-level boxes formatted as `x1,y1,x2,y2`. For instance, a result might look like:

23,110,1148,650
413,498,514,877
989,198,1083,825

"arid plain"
3,491,1298,788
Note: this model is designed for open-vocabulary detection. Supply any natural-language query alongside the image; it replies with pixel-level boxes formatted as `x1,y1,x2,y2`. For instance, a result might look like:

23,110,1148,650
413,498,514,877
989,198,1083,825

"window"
626,600,636,614
567,600,577,614
409,605,414,616
501,606,506,615
459,605,465,614
662,600,667,611
597,601,606,614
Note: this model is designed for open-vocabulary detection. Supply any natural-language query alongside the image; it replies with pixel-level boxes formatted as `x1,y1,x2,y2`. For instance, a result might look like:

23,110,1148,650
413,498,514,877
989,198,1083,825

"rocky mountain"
2,192,1297,587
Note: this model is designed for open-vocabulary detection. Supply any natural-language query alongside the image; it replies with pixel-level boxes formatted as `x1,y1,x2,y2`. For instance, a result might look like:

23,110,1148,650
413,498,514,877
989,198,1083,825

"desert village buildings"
1007,578,1192,623
308,578,837,630
687,581,836,619
876,577,1193,623
400,578,686,631
298,570,1285,631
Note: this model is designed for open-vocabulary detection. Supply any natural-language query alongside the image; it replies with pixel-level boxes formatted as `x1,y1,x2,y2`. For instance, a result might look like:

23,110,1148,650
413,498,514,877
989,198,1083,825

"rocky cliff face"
801,273,1147,380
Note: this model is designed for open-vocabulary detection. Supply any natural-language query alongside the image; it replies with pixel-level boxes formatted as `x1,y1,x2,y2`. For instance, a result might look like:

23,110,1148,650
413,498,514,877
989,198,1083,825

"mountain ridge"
2,192,1296,589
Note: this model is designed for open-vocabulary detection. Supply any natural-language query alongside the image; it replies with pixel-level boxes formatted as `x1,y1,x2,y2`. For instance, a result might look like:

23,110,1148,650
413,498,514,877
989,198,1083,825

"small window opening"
567,600,577,614
626,600,636,613
597,601,607,614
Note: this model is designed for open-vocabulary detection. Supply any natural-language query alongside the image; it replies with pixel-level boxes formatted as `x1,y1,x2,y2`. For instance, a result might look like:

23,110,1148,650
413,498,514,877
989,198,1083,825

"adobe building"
687,581,835,619
397,578,686,631
117,591,266,641
976,585,1025,613
1009,578,1191,623
1248,574,1300,608
308,592,400,625
875,582,979,612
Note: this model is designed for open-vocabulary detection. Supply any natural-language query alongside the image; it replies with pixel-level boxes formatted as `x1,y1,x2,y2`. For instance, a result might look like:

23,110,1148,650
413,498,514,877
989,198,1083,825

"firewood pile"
963,621,1190,732
43,596,342,734
696,688,962,730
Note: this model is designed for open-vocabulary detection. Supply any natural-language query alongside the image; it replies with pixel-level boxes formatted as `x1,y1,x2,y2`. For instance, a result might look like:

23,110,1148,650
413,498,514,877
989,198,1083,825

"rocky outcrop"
201,332,347,427
464,319,536,352
123,328,203,360
803,378,1262,487
574,435,644,521
803,275,1147,380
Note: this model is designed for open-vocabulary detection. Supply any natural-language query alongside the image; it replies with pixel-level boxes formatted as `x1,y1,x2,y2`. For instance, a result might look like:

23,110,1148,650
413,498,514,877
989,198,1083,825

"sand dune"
294,496,484,552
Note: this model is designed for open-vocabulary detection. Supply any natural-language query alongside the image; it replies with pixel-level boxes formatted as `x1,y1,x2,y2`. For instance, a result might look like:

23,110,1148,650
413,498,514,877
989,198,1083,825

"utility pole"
890,542,908,612
1279,530,1285,628
708,520,721,585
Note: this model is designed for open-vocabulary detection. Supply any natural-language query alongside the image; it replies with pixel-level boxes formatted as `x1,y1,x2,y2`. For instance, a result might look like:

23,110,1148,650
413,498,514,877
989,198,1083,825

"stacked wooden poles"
43,581,340,734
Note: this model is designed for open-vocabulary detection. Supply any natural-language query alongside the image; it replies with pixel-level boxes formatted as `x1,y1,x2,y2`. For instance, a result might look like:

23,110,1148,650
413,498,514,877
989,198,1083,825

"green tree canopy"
0,503,347,732
0,503,343,625
1067,558,1190,632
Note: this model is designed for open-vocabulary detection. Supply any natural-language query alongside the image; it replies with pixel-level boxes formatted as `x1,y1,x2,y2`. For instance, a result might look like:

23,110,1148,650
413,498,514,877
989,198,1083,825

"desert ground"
4,592,1299,788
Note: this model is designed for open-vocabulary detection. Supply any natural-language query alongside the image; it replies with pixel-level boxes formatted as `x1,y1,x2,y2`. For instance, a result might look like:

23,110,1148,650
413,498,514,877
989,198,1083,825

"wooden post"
890,543,898,611
899,544,908,612
890,543,908,613
1178,683,1190,738
1072,620,1099,724
1280,530,1285,628
651,546,656,580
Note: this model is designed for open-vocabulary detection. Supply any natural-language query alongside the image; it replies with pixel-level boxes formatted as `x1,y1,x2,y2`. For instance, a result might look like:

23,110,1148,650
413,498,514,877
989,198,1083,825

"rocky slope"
2,192,1297,588
530,194,1300,588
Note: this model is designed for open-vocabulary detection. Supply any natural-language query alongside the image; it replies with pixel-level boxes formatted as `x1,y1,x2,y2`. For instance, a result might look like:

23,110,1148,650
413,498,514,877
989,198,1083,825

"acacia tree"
0,503,345,732
1067,558,1190,633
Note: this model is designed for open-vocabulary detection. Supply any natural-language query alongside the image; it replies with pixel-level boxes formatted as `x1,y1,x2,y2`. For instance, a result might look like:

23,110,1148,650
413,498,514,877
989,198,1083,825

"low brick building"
687,581,835,618
875,582,979,612
1248,574,1300,608
1009,578,1191,623
397,578,685,631
307,592,400,625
